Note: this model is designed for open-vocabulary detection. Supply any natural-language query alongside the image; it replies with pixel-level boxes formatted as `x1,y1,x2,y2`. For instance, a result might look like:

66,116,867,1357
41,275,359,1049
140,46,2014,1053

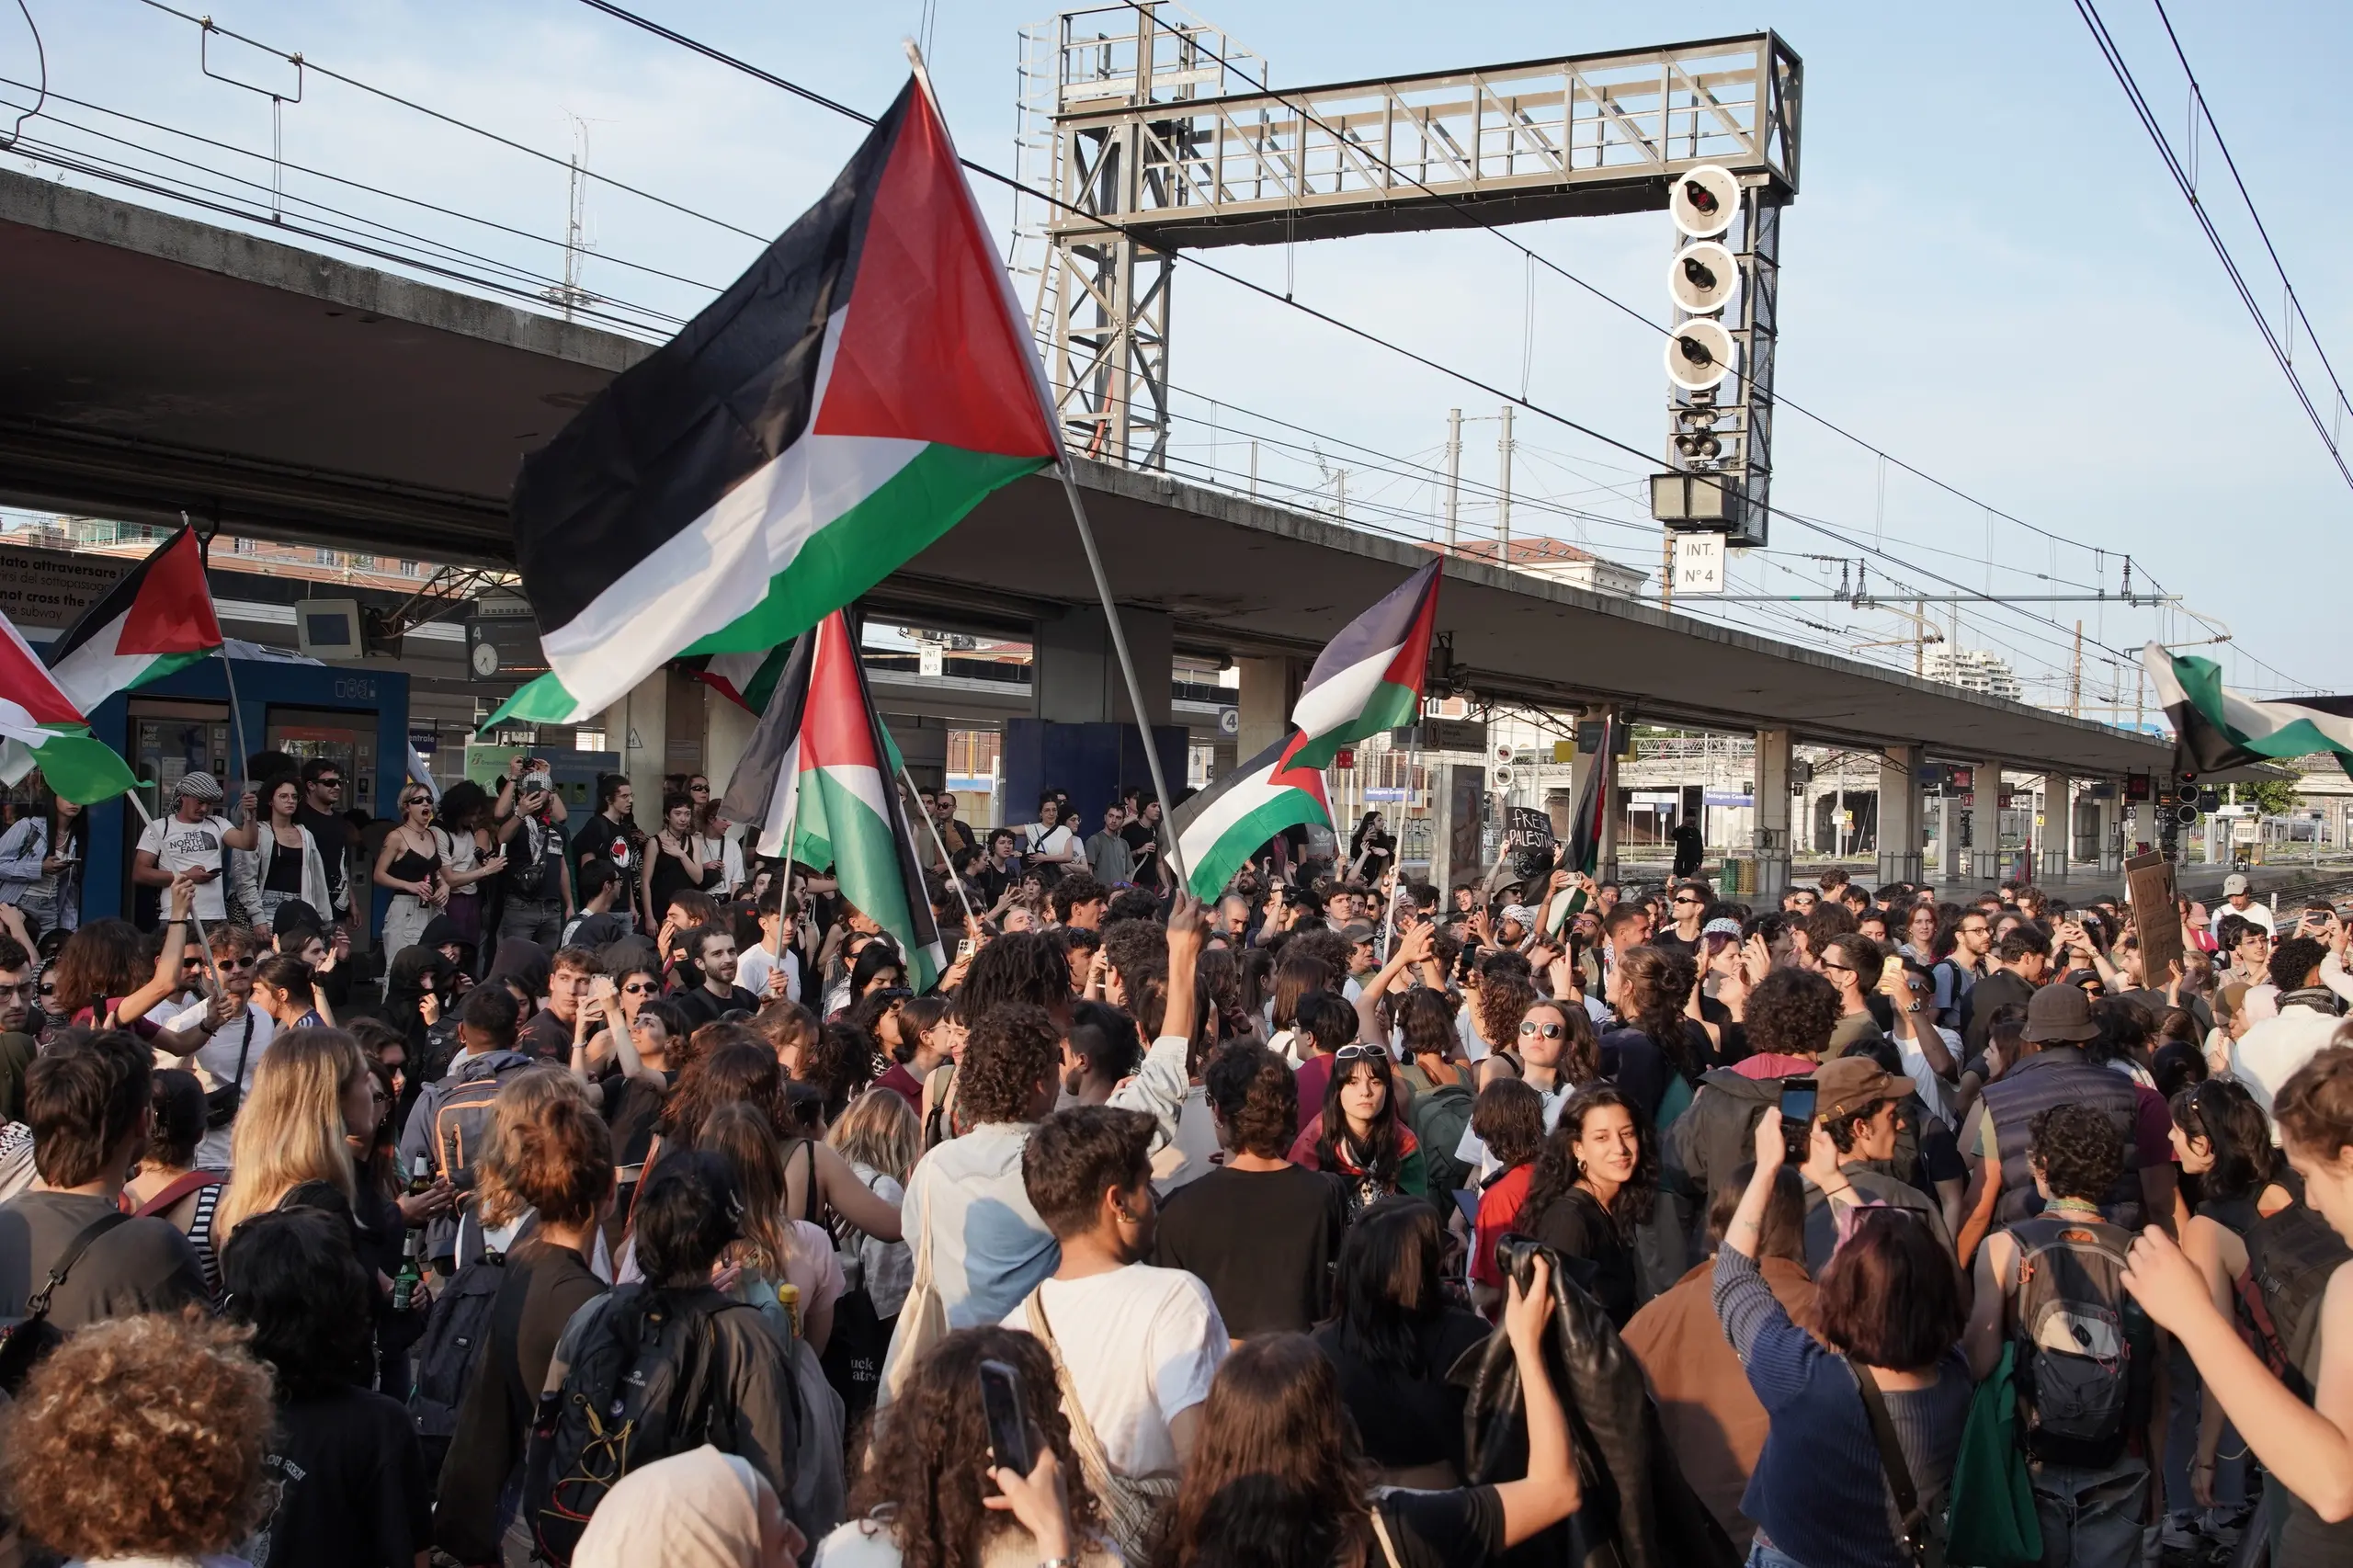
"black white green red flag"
0,612,140,805
2143,641,2353,778
1288,558,1440,769
719,612,944,990
1171,731,1334,902
43,525,222,713
485,72,1060,730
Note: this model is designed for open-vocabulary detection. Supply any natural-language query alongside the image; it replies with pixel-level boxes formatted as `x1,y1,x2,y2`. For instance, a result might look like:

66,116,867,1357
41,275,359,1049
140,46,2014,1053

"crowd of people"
9,763,2353,1568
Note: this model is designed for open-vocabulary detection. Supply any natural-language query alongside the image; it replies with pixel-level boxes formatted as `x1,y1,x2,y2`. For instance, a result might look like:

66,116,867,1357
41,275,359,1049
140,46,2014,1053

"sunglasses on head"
1519,1018,1565,1039
1334,1043,1386,1063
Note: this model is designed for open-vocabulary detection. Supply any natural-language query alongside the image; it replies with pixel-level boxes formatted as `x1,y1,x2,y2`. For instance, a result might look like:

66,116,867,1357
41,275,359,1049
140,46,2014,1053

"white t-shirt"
737,942,801,1005
163,998,274,1168
1008,1265,1227,1479
2226,899,2276,936
137,812,235,920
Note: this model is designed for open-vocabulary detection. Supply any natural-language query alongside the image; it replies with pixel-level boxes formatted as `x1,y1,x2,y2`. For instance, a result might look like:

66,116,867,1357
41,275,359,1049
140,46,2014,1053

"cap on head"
2223,873,2251,896
1701,916,1743,939
174,770,223,803
1815,1055,1902,1123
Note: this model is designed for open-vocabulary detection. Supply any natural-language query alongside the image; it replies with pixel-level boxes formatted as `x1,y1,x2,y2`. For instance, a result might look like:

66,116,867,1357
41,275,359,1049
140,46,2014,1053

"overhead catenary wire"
1,0,41,146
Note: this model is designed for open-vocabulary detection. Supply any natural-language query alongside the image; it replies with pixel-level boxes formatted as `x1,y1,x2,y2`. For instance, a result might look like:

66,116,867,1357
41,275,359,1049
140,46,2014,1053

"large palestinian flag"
485,73,1060,728
2143,642,2353,778
1173,730,1334,901
1288,558,1441,769
720,611,944,990
44,526,222,713
0,612,140,805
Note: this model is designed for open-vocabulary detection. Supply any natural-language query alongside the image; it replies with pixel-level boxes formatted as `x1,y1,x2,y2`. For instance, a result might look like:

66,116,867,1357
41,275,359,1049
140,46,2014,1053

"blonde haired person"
828,1087,919,1324
214,1026,368,1244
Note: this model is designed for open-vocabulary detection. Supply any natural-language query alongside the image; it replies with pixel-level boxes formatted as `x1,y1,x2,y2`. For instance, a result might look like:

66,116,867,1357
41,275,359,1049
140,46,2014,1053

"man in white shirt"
158,927,272,1167
2221,873,2275,937
131,772,256,926
2234,935,2343,1122
735,884,801,1005
1010,1104,1226,1483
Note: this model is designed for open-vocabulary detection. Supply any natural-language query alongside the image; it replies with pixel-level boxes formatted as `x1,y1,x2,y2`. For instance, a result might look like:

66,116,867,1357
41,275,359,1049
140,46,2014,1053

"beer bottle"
392,1229,426,1314
406,1153,434,1199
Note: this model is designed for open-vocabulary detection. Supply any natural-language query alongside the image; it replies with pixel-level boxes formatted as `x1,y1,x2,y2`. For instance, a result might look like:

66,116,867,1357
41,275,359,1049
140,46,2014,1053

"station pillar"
1878,744,1925,886
2040,771,2073,883
1034,606,1173,726
1009,606,1183,828
1754,727,1793,897
2097,787,2125,875
1233,655,1297,763
597,670,667,835
1967,761,2007,885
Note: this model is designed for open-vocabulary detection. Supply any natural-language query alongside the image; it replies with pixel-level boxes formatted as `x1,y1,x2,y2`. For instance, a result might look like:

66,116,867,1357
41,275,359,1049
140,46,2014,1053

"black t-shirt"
1311,1310,1492,1475
603,1074,665,1168
248,1384,431,1568
1154,1164,1346,1336
293,804,353,905
1375,1484,1508,1568
574,813,638,881
675,983,759,1031
1520,1185,1639,1327
1597,1029,1669,1125
1121,819,1162,875
517,1007,578,1063
502,810,567,902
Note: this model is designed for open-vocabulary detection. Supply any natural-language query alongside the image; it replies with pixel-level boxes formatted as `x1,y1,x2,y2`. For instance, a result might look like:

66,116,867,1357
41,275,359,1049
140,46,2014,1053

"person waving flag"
484,69,1060,730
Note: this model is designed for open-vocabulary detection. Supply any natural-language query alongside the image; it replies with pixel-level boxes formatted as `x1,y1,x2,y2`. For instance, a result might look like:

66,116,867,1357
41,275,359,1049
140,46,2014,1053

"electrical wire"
2073,0,2353,495
0,0,40,146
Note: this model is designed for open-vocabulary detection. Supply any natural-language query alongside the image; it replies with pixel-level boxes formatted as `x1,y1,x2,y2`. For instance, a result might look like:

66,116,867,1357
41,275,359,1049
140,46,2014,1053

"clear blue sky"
8,0,2346,710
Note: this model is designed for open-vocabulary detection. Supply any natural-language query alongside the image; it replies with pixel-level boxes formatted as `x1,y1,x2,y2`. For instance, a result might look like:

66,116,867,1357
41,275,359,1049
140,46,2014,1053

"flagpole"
1053,460,1188,889
893,758,981,934
191,523,254,818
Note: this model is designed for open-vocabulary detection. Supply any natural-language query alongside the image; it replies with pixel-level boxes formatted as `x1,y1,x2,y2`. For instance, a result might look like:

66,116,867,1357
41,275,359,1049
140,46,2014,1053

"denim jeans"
1746,1542,1809,1568
2029,1452,2150,1568
497,897,563,947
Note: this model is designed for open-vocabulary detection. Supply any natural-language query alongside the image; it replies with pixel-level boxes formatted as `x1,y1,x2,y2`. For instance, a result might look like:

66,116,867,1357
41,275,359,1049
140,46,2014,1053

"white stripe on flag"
1290,644,1395,740
756,737,804,860
47,608,152,713
817,761,892,826
1177,763,1292,862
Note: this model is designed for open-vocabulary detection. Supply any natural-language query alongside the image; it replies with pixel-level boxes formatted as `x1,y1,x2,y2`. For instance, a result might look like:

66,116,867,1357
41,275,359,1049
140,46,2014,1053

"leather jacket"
1451,1238,1738,1568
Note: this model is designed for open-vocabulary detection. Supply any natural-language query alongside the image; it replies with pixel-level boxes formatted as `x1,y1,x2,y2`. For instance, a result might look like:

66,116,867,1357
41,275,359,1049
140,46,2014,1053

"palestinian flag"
720,611,944,990
682,643,794,714
1288,559,1441,769
485,72,1060,728
0,612,140,805
1172,730,1334,902
44,526,222,714
2144,642,2353,778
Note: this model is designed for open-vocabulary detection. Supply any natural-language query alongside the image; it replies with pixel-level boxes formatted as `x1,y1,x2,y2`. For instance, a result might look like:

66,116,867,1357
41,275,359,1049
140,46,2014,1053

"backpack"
0,1211,130,1395
2008,1213,2143,1466
430,1052,534,1187
2233,1200,2353,1401
1409,1078,1477,1195
525,1284,734,1567
406,1241,510,1481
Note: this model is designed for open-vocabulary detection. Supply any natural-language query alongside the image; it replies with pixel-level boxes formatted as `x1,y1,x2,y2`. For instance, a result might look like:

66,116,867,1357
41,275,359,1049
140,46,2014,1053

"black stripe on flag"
718,633,813,840
511,82,918,641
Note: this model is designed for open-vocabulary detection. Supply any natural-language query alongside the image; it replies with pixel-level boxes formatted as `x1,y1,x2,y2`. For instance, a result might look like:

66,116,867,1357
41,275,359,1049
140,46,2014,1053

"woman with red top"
1290,1040,1427,1220
1468,1078,1547,1320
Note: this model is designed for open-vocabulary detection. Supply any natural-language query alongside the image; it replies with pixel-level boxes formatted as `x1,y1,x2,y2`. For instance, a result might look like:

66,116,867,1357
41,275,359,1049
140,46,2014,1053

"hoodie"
1667,1066,1793,1224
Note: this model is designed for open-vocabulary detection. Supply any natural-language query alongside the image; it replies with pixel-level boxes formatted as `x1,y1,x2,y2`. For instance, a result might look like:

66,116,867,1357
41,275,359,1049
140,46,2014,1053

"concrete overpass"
0,166,2177,888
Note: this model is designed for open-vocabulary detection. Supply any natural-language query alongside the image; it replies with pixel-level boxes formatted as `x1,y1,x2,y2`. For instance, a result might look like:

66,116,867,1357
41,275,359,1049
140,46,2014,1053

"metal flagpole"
125,790,231,1000
1054,461,1188,887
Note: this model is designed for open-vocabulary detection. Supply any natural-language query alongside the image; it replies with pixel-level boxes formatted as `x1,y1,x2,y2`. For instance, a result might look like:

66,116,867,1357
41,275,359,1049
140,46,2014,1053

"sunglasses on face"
1672,896,1701,907
217,955,253,971
623,981,658,995
1519,1018,1565,1039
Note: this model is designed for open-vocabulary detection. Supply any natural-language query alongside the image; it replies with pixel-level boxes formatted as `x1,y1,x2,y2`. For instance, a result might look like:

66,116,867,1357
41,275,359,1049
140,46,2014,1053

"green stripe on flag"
482,670,587,730
1185,788,1327,902
1289,678,1420,770
24,727,139,805
680,445,1045,659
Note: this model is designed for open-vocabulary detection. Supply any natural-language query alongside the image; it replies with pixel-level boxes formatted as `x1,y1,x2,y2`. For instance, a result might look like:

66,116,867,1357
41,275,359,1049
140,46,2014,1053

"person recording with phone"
493,756,574,945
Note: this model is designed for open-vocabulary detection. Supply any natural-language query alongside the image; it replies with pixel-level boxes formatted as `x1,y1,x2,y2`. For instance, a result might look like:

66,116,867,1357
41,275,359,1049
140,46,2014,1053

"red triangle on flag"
0,616,86,727
813,80,1058,460
799,613,881,776
119,528,223,656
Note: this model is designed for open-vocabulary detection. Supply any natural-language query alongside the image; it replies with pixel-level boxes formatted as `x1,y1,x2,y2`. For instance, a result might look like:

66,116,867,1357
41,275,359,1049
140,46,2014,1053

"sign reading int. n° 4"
1674,532,1726,596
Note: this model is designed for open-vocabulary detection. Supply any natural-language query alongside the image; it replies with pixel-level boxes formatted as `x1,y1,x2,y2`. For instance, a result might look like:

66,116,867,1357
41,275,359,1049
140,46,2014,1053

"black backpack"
524,1284,735,1567
2008,1213,2145,1466
406,1238,510,1481
2235,1200,2353,1401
